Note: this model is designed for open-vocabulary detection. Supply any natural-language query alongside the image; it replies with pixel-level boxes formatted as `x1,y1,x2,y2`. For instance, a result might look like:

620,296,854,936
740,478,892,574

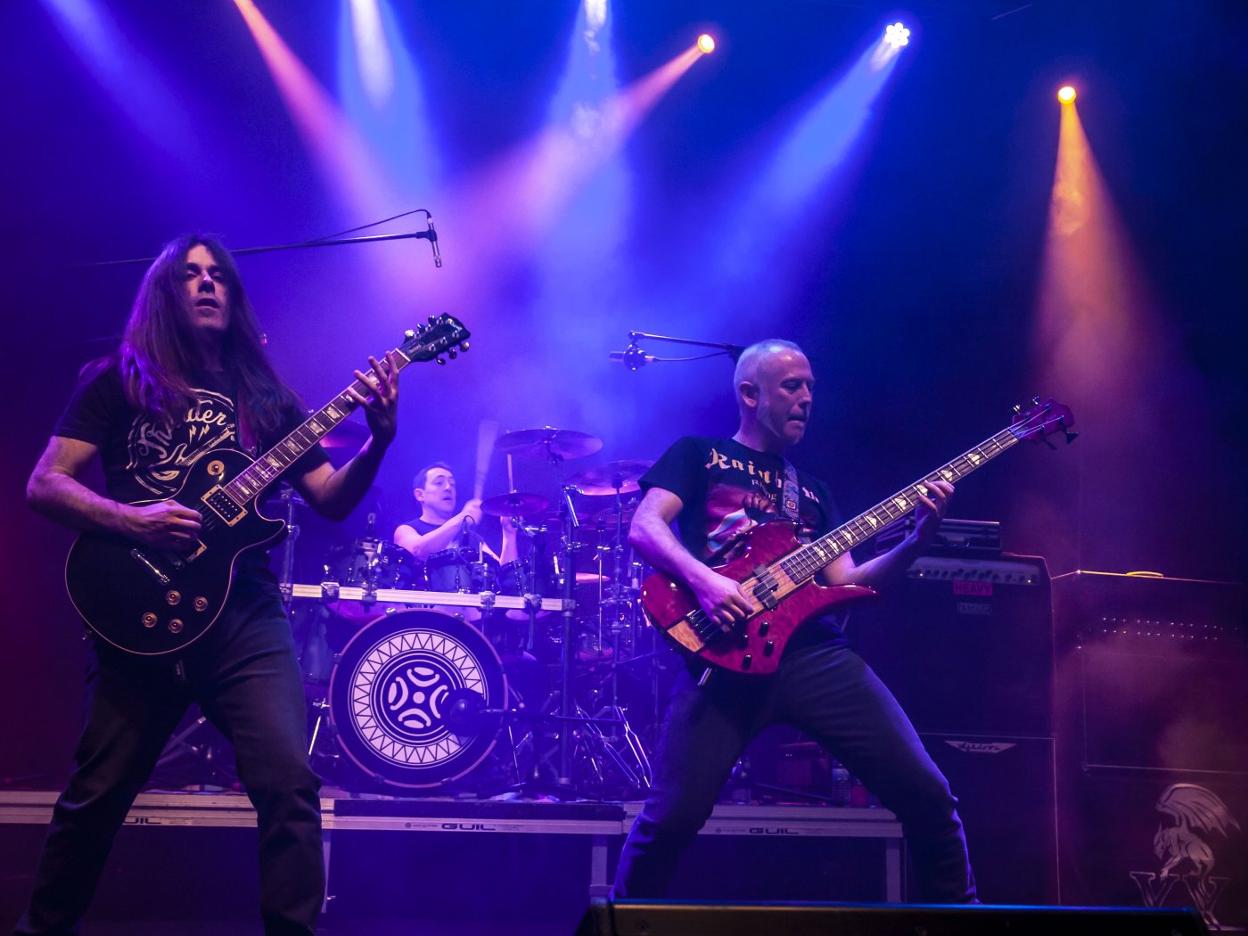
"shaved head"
731,339,814,452
733,339,806,405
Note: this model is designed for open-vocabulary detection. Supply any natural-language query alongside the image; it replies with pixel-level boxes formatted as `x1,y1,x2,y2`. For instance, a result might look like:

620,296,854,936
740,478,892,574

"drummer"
393,461,518,581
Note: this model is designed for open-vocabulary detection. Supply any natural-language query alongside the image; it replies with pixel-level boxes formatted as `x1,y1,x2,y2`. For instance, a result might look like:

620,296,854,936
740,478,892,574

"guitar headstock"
399,314,471,366
1010,397,1077,446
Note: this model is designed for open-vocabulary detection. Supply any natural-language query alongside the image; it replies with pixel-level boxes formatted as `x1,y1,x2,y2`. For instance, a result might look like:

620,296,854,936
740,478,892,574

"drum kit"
277,425,672,799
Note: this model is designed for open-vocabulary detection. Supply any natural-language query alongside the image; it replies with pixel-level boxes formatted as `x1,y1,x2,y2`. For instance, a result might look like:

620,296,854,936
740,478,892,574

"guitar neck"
776,425,1022,583
221,349,413,504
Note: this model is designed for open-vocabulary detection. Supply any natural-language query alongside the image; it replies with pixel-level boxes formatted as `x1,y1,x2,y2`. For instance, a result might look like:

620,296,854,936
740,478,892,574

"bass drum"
327,609,508,790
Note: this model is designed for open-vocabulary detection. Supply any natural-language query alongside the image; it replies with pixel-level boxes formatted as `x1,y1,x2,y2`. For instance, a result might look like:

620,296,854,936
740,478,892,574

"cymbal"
495,426,603,461
480,491,551,518
569,460,653,496
320,419,370,450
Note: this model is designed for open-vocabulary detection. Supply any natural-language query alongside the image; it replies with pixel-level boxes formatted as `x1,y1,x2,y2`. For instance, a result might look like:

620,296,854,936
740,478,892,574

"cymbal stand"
556,483,579,789
277,484,302,614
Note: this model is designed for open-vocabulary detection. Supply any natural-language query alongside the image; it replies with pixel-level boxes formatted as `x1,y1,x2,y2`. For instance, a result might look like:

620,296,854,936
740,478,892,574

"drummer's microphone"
608,343,654,370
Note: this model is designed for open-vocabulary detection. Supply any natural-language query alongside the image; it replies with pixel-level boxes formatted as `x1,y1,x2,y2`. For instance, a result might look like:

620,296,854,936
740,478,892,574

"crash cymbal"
320,419,370,449
569,460,653,496
495,426,603,461
480,491,551,518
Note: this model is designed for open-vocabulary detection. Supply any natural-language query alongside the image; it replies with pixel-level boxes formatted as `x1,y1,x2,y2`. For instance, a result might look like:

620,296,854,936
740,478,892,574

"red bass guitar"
640,398,1075,676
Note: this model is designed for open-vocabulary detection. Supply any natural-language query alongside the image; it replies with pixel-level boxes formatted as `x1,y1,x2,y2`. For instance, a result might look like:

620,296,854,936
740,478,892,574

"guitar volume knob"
165,590,181,606
194,597,208,612
141,612,158,629
168,619,184,634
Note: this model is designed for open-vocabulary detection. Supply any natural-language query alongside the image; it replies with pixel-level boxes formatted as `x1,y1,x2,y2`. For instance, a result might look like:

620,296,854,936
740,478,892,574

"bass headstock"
1010,397,1077,447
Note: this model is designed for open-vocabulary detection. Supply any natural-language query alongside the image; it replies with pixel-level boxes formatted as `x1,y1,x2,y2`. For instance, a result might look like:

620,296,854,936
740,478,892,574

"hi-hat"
569,460,653,496
480,491,551,518
495,426,603,461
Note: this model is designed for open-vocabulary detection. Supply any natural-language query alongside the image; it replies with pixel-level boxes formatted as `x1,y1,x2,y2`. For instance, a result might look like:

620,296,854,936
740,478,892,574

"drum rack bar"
284,582,569,613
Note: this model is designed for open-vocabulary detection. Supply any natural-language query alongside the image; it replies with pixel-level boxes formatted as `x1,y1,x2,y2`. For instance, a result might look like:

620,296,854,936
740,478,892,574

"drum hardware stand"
277,484,302,614
307,696,333,759
556,483,580,791
153,713,234,789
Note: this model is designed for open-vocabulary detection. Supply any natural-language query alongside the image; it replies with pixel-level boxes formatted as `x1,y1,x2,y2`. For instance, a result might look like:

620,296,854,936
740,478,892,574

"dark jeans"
614,641,977,902
16,579,324,936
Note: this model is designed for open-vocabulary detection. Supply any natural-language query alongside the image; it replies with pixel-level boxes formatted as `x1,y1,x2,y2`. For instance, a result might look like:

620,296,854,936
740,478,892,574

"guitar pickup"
751,581,779,610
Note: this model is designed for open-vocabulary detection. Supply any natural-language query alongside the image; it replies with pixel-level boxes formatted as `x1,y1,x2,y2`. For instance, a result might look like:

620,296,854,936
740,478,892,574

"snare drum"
322,537,417,625
419,547,498,622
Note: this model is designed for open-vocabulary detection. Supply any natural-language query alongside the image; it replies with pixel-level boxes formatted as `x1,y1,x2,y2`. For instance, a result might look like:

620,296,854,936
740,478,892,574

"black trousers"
614,641,977,902
15,579,323,935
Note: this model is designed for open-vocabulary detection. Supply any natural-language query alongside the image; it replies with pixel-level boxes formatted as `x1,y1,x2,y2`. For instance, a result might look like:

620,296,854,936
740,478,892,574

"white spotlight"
883,22,910,50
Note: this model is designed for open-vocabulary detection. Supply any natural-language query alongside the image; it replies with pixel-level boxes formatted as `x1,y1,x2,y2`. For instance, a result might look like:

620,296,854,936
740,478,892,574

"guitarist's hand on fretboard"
912,479,954,546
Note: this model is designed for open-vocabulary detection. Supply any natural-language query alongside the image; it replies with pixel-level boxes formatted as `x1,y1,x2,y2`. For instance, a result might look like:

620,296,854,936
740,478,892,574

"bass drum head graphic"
328,609,508,789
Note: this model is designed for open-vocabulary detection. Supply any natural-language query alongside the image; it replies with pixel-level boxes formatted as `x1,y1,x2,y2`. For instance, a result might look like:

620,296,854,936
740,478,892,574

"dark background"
1,0,1244,788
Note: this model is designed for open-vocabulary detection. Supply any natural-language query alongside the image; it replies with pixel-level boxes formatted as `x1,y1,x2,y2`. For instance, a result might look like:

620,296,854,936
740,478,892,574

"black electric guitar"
64,315,470,656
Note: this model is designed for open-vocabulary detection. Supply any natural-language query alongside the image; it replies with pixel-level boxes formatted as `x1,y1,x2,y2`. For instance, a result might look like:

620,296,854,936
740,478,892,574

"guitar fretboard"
221,353,412,504
775,426,1022,584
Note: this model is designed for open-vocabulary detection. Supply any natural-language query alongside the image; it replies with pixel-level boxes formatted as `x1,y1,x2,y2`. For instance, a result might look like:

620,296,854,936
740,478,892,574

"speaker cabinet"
577,897,1210,935
922,733,1058,904
1053,571,1248,931
850,554,1053,736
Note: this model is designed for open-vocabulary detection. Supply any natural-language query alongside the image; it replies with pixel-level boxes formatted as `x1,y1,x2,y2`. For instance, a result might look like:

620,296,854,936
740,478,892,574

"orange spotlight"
697,33,716,54
1057,85,1077,104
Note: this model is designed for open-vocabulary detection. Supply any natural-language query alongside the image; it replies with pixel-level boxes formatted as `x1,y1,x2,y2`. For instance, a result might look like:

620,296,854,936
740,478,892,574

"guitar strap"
780,458,801,523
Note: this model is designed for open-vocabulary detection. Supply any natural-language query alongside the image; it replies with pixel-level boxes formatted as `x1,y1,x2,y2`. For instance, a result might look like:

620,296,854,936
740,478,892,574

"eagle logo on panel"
1130,783,1241,931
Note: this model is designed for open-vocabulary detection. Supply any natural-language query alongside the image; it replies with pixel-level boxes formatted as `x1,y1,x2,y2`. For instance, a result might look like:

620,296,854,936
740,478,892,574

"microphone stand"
610,331,744,368
626,331,744,359
89,230,440,267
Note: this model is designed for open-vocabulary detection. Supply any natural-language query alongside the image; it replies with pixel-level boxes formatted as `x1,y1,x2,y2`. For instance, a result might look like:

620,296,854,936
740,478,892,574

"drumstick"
506,453,515,494
474,419,499,501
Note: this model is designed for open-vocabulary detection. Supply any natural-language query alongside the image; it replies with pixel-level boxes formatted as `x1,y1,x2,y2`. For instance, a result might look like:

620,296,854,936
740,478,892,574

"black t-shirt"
400,516,488,555
640,435,846,648
54,361,328,506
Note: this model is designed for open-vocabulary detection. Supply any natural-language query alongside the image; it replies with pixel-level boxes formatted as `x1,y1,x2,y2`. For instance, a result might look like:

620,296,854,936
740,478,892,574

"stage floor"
0,789,904,932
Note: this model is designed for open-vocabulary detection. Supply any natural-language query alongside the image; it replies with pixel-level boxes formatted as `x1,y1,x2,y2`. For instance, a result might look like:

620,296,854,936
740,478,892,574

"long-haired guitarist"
614,339,977,902
20,234,400,935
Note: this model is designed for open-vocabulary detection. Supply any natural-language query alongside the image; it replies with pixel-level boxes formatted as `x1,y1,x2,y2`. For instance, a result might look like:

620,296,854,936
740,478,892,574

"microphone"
608,344,655,370
425,214,442,268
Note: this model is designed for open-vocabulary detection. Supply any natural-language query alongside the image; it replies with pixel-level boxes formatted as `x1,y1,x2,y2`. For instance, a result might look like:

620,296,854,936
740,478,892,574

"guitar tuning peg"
460,341,470,352
428,314,437,324
404,329,415,340
1012,402,1022,415
447,348,458,359
435,357,446,366
1032,395,1041,405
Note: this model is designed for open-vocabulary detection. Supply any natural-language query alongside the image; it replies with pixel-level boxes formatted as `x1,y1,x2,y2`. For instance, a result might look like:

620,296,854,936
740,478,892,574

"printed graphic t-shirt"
54,361,329,575
640,435,848,648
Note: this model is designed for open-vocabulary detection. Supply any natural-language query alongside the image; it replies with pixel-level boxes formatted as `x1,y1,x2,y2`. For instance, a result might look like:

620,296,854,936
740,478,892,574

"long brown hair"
116,233,302,439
